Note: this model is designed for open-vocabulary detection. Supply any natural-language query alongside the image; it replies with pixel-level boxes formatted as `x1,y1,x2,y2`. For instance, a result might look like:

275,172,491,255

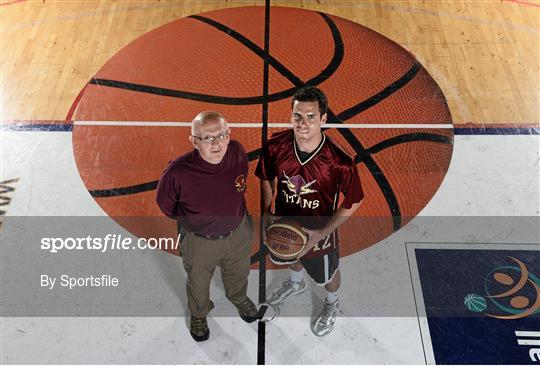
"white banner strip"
74,121,454,129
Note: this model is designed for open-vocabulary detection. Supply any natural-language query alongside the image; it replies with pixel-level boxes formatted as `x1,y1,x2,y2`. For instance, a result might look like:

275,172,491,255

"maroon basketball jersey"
256,130,363,258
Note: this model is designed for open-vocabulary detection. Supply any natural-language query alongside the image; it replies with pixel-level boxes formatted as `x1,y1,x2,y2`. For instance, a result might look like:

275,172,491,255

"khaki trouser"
179,214,254,318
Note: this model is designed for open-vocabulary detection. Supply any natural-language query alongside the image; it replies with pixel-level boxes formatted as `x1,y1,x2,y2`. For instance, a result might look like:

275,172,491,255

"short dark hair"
291,86,328,116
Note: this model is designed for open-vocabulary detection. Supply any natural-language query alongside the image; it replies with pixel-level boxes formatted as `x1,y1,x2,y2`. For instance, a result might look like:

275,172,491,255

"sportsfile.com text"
40,234,181,253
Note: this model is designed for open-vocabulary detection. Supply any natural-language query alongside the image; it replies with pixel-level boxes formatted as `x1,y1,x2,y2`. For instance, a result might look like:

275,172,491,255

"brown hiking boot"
235,297,258,323
190,317,209,342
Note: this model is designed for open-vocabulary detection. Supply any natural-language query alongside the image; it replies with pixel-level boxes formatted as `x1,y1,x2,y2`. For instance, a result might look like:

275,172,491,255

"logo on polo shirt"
235,174,246,192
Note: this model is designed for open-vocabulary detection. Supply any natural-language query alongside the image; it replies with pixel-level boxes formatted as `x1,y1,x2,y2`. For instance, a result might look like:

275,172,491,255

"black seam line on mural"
88,12,343,105
328,109,402,230
258,2,270,364
251,246,269,265
359,132,452,160
248,148,262,161
88,150,262,197
89,181,158,198
337,62,421,121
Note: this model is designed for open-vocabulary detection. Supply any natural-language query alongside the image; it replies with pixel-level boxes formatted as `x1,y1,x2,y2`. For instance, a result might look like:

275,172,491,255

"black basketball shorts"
269,247,339,285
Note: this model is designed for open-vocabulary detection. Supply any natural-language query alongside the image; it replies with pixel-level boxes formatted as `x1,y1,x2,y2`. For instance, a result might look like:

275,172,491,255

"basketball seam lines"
83,12,452,234
358,132,453,162
189,14,303,86
328,109,403,230
88,13,344,105
87,132,450,198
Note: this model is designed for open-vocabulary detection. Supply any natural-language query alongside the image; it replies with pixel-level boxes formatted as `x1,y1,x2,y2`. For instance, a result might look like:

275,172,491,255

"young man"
256,86,363,336
156,111,257,342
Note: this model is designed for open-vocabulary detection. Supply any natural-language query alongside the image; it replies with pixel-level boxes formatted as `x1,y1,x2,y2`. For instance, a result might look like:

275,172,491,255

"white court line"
74,121,454,129
516,331,540,337
517,339,540,346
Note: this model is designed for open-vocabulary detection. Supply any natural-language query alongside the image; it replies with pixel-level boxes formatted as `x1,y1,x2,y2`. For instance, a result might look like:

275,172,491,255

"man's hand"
295,202,362,258
296,227,327,259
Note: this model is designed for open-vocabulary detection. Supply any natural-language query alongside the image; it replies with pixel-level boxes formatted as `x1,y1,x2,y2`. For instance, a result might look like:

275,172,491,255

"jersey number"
313,236,332,252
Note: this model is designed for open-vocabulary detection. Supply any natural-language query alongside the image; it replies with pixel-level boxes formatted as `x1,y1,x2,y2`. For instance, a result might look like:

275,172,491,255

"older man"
156,111,257,342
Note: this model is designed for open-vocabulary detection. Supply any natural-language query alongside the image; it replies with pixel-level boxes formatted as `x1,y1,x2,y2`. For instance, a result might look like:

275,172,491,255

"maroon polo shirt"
156,140,248,236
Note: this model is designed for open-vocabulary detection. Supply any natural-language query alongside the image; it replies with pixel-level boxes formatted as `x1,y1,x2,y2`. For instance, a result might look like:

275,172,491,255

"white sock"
289,268,303,283
326,290,338,304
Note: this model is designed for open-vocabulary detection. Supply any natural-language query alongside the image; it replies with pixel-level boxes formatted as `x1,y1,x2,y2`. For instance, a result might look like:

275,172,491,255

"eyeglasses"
191,130,230,144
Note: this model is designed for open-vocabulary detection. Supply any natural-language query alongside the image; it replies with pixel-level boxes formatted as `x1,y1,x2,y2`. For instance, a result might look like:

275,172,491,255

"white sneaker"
312,299,340,336
267,279,306,305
